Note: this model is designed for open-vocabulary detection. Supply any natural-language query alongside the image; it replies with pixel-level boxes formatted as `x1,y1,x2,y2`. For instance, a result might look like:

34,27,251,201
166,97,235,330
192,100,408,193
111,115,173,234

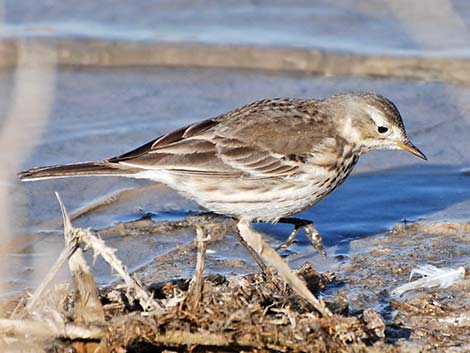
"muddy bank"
127,219,470,352
2,0,470,83
2,39,470,84
1,212,469,352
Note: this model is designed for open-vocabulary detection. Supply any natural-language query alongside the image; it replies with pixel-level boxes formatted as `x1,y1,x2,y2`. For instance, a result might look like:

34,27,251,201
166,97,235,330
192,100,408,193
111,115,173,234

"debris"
236,220,332,317
184,226,209,311
5,199,470,352
391,264,466,297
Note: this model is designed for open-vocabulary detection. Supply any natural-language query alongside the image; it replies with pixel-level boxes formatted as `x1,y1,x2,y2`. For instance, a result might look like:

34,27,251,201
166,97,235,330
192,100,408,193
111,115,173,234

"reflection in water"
0,44,56,310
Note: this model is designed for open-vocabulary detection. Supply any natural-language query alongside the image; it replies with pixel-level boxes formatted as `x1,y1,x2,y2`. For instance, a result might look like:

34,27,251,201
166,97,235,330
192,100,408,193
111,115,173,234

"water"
3,66,467,299
2,0,470,55
295,165,470,248
0,1,469,300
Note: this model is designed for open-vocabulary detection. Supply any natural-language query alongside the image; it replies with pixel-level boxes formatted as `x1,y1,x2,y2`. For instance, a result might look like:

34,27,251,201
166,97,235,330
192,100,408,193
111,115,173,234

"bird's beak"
397,140,427,160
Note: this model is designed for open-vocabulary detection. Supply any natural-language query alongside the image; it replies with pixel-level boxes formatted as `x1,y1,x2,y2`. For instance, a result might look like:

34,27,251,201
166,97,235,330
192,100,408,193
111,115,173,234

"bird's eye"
377,126,389,134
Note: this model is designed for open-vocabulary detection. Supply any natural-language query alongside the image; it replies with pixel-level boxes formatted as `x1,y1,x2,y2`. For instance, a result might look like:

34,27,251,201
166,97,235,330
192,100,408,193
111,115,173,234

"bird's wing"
110,99,340,178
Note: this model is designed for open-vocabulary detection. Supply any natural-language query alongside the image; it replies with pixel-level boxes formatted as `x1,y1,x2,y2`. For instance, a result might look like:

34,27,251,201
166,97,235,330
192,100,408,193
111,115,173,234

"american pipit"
18,92,426,315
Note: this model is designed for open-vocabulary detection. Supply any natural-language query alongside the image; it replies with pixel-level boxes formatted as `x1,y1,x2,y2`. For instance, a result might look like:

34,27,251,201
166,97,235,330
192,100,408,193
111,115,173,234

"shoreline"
1,37,470,84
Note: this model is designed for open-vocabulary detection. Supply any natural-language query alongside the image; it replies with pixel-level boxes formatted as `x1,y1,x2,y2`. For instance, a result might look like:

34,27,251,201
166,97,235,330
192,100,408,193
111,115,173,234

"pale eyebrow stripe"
365,105,387,127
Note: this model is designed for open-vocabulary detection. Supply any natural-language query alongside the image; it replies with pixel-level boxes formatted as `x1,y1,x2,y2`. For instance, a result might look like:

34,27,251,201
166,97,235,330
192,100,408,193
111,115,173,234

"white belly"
134,153,359,222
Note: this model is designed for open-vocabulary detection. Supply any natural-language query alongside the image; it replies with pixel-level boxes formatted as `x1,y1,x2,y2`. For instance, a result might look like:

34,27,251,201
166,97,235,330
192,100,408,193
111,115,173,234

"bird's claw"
276,218,326,256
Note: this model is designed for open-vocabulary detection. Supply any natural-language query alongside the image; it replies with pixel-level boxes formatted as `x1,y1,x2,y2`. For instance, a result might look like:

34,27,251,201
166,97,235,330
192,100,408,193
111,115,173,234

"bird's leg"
236,220,331,317
233,227,268,273
277,217,326,256
276,224,301,250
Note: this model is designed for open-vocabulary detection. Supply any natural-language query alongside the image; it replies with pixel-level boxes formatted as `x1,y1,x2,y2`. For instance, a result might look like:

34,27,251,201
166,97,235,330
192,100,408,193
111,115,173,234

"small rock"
362,309,386,338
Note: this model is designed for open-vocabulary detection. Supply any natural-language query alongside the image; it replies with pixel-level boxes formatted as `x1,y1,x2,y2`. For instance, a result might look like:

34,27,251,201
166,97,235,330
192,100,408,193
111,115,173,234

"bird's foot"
236,220,332,317
276,218,326,256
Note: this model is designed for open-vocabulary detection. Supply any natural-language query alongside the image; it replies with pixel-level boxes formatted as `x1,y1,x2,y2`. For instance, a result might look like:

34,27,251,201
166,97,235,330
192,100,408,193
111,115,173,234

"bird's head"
330,92,427,160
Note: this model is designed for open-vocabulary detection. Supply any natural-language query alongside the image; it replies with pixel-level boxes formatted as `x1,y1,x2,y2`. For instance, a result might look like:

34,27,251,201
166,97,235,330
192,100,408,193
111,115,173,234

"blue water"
107,164,469,257
307,166,468,241
1,0,469,298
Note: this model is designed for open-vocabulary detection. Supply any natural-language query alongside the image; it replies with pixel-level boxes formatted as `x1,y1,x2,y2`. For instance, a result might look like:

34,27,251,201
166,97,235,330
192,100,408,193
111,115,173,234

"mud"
3,217,468,352
104,219,470,352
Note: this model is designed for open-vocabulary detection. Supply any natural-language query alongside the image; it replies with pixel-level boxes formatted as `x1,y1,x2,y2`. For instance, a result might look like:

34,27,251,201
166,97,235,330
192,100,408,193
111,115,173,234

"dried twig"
54,194,163,312
23,233,79,315
184,226,209,311
68,186,163,221
55,193,105,325
0,318,103,340
81,231,162,312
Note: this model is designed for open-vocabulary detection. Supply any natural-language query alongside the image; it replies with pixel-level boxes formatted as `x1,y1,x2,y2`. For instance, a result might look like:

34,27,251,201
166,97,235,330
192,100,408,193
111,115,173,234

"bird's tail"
17,161,137,181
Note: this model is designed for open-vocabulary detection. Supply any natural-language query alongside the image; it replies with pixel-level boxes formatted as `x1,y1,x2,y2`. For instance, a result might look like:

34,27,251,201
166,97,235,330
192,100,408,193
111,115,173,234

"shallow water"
3,0,470,55
0,66,467,299
0,1,469,300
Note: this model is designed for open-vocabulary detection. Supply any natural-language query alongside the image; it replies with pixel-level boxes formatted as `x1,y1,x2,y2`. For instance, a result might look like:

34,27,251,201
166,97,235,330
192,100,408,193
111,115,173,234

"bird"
17,92,426,316
18,92,426,224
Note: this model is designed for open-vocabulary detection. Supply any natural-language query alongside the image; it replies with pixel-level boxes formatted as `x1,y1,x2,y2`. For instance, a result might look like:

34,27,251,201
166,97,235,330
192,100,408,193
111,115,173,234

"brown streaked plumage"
18,93,426,317
18,92,426,224
17,92,428,315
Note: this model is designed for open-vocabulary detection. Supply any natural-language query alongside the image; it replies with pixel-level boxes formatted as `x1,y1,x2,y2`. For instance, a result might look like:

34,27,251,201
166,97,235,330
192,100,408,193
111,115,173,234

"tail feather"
17,161,137,181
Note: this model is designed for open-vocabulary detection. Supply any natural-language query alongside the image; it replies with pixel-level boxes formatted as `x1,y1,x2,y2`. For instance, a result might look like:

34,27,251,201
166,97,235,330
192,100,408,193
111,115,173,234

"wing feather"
110,98,342,178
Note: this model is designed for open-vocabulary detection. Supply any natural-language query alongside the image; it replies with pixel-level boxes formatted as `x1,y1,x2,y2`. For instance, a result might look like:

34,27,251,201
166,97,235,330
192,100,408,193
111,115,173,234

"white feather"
391,264,466,297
